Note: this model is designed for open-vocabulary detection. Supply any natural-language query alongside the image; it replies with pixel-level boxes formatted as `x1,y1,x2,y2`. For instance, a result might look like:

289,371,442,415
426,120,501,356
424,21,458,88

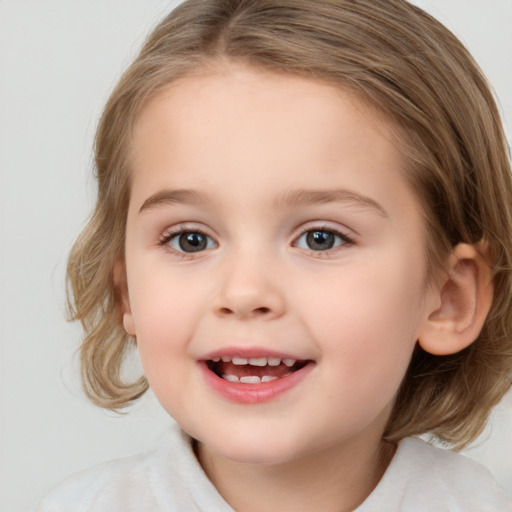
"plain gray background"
1,1,511,511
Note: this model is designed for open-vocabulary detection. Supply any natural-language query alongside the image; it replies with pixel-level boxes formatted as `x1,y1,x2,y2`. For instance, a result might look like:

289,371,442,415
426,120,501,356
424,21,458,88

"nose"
212,253,286,320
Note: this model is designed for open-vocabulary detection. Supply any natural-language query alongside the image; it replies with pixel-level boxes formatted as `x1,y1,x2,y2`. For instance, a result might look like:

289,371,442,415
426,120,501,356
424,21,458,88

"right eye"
165,231,217,253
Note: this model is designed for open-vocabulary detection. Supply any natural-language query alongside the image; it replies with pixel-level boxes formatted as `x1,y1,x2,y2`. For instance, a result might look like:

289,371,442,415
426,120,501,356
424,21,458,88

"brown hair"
67,0,512,448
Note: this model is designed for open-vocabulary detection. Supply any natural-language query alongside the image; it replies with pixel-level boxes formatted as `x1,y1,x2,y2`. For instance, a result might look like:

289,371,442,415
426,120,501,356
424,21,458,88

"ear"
418,242,493,356
113,259,136,337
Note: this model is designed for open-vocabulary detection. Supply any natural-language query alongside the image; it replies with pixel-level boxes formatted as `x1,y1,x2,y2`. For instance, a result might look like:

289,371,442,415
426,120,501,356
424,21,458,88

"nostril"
217,306,271,317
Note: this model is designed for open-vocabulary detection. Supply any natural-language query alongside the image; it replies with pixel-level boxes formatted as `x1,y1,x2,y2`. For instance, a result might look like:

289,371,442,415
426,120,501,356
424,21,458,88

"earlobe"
418,242,493,356
113,259,136,337
122,313,136,337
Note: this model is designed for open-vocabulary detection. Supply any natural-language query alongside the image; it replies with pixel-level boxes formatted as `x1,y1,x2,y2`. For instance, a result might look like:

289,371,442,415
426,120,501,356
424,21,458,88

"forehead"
130,63,406,194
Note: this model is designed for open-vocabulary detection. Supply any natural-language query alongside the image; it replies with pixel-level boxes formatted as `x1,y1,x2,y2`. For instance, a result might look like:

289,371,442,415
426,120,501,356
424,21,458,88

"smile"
199,352,315,404
206,356,309,383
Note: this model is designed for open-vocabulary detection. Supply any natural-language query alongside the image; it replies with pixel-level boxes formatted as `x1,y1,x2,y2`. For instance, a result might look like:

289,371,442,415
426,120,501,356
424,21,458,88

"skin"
120,63,457,511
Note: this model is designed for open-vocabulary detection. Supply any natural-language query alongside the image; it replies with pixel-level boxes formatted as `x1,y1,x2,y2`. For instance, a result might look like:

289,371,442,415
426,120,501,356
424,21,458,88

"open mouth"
206,356,310,384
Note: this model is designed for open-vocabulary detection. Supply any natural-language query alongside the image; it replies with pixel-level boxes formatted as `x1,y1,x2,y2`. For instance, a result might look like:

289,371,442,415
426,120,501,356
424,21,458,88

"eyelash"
158,225,355,257
159,227,217,257
293,226,355,254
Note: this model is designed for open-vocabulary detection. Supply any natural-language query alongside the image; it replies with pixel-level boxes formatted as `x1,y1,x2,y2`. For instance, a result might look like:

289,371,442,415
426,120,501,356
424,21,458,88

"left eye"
167,231,217,253
295,229,347,251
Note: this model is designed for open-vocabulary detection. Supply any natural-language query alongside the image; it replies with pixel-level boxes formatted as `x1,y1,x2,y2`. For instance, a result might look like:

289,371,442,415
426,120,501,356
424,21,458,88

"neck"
196,435,396,512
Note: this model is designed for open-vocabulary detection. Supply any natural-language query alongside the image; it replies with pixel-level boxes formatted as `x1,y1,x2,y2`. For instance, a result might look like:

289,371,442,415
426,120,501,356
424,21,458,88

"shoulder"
360,437,512,512
34,446,166,512
34,425,233,512
406,438,509,496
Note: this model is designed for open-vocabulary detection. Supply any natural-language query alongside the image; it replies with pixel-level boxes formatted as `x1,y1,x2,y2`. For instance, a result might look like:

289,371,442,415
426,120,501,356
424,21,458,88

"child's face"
122,64,437,465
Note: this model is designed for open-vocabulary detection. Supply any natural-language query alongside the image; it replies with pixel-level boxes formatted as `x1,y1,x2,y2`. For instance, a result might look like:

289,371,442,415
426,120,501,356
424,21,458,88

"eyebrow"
139,189,209,213
275,188,388,217
138,187,388,217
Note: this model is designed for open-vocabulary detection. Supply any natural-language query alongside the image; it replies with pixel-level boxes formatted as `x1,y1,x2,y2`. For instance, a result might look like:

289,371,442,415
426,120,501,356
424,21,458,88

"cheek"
302,258,425,336
127,268,204,369
296,256,426,393
128,273,204,417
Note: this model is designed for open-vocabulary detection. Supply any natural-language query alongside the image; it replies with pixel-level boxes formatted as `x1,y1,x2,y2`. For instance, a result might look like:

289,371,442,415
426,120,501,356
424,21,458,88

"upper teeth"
212,356,297,367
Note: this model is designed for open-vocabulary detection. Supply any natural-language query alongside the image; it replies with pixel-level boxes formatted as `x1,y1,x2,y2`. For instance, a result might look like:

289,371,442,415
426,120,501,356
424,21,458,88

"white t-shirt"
35,425,512,512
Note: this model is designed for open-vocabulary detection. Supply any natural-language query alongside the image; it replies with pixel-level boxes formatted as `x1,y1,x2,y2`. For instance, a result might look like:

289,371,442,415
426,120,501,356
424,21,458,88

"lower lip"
199,362,314,404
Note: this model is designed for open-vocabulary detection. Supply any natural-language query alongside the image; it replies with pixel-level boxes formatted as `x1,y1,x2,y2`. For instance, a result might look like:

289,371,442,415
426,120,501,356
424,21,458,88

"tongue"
218,361,294,379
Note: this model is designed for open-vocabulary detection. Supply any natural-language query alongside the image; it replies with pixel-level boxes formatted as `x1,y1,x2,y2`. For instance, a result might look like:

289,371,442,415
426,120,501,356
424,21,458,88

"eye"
295,228,349,251
165,231,217,253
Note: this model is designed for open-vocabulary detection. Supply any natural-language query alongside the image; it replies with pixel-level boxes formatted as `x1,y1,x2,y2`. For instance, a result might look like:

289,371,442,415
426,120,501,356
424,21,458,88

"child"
37,0,512,510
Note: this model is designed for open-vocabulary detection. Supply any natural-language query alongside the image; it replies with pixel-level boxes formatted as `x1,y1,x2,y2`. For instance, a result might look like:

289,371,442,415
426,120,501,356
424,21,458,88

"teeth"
222,374,284,384
248,357,267,366
240,376,261,384
212,356,299,367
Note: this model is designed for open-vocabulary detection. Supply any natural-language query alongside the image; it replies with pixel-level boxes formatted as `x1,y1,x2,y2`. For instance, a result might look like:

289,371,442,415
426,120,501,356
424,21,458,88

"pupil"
179,232,207,252
307,230,334,251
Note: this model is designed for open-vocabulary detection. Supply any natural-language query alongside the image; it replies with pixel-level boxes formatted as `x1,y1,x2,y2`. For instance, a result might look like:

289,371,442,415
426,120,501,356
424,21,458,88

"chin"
198,429,310,466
